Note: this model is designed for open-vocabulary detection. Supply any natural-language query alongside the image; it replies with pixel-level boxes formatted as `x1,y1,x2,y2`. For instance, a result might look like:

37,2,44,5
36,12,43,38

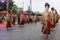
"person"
28,15,30,23
53,10,58,28
10,10,16,25
18,13,20,25
50,7,55,30
29,15,33,23
20,14,25,28
54,10,59,24
33,14,37,23
6,12,11,30
40,15,43,24
41,3,51,38
11,14,16,25
28,14,32,23
25,15,29,23
27,15,29,23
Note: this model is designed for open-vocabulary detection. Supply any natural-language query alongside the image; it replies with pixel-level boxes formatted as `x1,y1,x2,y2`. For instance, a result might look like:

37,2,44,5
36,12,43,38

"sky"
13,0,60,13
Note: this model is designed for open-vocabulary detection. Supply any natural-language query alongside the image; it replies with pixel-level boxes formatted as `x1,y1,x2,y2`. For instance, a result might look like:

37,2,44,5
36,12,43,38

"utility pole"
30,0,32,14
23,2,24,11
22,0,24,11
6,0,9,11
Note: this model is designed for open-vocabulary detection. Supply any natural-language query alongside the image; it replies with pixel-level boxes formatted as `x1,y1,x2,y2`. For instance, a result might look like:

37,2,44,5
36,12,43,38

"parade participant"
2,10,7,20
27,15,29,23
18,13,20,25
28,15,30,23
10,10,16,25
33,14,37,23
29,14,33,23
6,12,11,30
40,15,43,24
54,10,59,23
11,14,16,25
3,10,7,16
50,7,55,29
25,15,29,23
41,3,51,38
20,14,25,28
53,10,58,28
28,15,31,23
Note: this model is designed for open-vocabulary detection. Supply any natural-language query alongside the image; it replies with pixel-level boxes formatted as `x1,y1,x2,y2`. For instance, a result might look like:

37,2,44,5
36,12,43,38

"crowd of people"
0,2,59,39
40,3,59,38
0,10,39,30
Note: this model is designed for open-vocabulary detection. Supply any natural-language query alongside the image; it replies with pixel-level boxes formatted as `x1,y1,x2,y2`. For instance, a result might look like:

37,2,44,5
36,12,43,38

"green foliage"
9,0,14,10
16,8,23,14
9,0,23,14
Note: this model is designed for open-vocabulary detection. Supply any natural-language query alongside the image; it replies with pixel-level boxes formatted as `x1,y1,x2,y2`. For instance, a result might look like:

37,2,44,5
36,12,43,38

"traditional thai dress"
29,16,33,23
28,15,31,23
41,11,51,35
40,16,43,24
55,13,59,23
26,15,29,23
6,14,11,28
18,14,20,24
33,15,37,23
20,15,25,25
50,12,55,28
12,14,16,25
53,13,56,28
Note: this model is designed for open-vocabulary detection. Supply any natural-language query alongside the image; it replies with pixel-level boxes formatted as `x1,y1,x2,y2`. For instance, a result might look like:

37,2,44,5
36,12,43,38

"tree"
11,4,23,14
8,0,23,14
16,8,23,14
9,0,14,10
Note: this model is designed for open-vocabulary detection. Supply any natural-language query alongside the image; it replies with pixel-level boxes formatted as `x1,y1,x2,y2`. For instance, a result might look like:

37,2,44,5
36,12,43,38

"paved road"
0,20,60,40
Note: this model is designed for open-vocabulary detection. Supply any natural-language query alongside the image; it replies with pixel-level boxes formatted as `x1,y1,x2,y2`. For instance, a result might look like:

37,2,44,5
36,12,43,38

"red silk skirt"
41,20,51,35
20,19,25,25
6,21,11,28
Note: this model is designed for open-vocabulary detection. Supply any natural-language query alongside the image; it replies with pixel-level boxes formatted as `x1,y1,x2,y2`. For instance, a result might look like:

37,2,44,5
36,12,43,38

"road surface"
0,20,60,40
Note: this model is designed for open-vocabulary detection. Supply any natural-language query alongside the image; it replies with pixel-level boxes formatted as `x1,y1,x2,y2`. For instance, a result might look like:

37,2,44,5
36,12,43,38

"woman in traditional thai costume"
50,7,55,29
20,14,25,27
33,14,37,23
29,15,33,23
10,10,16,25
41,3,51,38
25,15,29,23
12,14,16,25
55,10,59,23
40,15,44,24
53,10,57,28
18,13,20,25
6,12,11,30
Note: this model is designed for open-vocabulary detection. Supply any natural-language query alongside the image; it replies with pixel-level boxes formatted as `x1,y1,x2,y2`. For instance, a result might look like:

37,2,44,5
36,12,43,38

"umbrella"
20,11,28,15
